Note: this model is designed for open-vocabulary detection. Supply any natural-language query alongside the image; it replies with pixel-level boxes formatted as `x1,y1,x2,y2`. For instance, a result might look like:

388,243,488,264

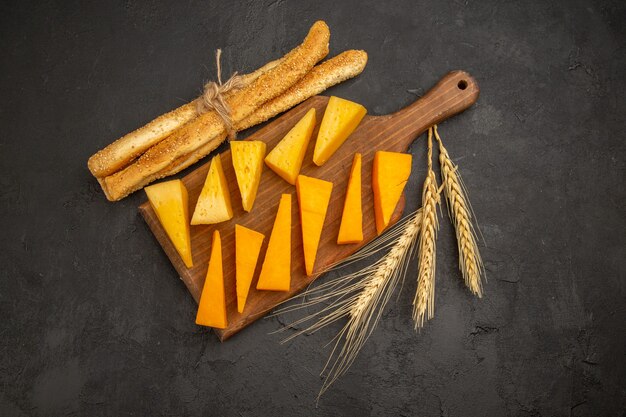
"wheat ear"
434,125,484,297
273,209,423,399
413,128,441,328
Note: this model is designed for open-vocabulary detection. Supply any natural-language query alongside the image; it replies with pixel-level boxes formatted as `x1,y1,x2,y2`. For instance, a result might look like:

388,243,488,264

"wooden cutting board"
139,70,479,341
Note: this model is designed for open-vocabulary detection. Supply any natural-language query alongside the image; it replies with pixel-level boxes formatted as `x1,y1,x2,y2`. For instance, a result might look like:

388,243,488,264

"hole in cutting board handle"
457,80,468,90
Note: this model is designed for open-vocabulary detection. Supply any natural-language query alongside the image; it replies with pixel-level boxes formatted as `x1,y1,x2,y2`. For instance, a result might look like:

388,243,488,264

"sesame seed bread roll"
103,21,330,201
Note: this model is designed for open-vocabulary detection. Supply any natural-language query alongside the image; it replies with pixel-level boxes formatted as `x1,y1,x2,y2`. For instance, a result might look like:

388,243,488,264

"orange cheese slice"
195,230,227,329
231,141,266,212
372,151,412,234
296,175,333,276
265,108,316,185
144,179,193,267
256,194,292,291
313,96,366,166
191,154,233,225
235,224,265,313
337,153,363,244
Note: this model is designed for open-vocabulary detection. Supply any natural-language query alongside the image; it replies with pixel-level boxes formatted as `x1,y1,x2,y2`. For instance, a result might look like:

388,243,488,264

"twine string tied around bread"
197,49,243,140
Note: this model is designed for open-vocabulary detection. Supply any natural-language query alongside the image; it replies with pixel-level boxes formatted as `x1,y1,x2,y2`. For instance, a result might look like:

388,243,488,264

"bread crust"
103,21,330,201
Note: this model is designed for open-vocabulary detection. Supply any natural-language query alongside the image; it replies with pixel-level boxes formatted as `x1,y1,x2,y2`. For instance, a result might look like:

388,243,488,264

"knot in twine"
197,49,244,140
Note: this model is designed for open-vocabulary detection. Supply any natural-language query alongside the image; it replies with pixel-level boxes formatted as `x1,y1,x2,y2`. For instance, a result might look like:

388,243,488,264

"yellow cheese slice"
296,175,333,276
265,108,316,185
231,141,266,212
257,194,291,291
144,179,193,267
372,151,412,234
191,154,233,225
313,96,366,166
337,153,363,244
235,224,265,313
195,230,227,329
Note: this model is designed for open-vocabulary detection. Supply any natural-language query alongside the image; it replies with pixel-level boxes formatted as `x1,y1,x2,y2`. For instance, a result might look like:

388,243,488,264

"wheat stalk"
434,125,484,297
413,128,441,328
273,209,422,399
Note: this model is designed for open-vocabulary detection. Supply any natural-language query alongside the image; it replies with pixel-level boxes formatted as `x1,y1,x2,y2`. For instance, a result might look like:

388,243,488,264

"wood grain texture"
139,71,479,341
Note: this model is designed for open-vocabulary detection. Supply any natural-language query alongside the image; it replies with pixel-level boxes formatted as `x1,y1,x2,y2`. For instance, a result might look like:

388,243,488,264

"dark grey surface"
1,0,625,416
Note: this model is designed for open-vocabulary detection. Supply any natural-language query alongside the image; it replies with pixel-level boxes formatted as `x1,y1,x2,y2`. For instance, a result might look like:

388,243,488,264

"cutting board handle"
385,70,479,148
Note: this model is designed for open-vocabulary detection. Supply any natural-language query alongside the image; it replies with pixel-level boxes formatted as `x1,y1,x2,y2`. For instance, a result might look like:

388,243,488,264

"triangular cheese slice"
313,96,366,166
191,154,233,225
296,175,333,275
195,230,227,328
265,108,316,185
337,153,363,244
145,180,193,267
231,141,266,212
257,194,291,291
372,151,412,234
235,224,265,313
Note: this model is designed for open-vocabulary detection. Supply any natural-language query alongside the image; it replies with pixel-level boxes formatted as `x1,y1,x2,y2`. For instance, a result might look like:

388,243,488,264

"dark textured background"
1,0,625,416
